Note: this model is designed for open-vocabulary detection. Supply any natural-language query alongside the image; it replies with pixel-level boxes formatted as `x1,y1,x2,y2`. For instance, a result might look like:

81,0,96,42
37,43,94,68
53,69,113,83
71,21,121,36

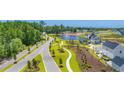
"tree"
13,53,17,64
32,59,37,68
52,50,55,57
27,61,31,69
0,21,44,60
59,58,63,64
0,44,5,60
77,43,80,52
39,21,46,32
10,38,23,54
59,58,63,68
28,46,30,53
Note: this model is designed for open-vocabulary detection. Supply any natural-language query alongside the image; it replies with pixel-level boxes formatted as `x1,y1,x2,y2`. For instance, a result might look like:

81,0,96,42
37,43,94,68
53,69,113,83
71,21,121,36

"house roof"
112,56,124,67
80,38,87,43
80,38,87,41
103,41,119,49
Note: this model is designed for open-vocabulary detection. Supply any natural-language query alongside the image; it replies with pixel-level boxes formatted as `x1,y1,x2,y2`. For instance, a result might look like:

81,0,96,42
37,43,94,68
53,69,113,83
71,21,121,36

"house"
112,56,124,72
79,38,87,44
101,41,124,71
87,33,101,44
102,41,124,59
112,29,124,35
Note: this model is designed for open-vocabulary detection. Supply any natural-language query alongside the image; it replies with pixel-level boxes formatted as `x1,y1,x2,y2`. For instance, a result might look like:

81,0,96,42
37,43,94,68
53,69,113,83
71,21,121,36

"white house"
112,56,124,72
102,41,124,72
102,41,124,59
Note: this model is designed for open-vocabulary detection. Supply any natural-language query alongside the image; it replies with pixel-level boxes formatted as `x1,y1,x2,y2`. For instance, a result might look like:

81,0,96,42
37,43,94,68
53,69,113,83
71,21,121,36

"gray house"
112,56,124,72
87,33,101,44
102,41,124,71
79,38,87,44
102,41,124,59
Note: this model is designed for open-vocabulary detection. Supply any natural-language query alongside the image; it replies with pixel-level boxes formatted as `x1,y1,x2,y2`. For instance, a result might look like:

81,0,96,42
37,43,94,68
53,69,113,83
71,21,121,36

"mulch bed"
70,46,113,72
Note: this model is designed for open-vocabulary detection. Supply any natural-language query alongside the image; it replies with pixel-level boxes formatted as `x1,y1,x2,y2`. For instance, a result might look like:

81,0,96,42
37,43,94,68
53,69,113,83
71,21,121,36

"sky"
43,20,124,28
1,20,124,28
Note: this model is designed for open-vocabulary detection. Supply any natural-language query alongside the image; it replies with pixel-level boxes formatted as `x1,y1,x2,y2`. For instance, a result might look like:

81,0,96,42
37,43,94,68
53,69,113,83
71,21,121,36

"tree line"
0,21,45,61
0,20,112,61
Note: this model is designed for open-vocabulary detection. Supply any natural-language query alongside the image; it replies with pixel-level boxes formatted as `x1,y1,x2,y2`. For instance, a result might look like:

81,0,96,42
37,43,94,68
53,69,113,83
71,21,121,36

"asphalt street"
6,38,60,72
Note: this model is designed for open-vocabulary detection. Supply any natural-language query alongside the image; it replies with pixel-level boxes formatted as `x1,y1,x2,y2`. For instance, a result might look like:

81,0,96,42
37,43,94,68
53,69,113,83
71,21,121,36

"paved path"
41,38,61,72
64,48,73,72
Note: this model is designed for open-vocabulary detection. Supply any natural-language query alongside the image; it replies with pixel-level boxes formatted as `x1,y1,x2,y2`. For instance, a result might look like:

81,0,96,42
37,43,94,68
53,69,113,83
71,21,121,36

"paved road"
0,44,37,70
41,39,60,72
6,46,42,72
6,38,60,72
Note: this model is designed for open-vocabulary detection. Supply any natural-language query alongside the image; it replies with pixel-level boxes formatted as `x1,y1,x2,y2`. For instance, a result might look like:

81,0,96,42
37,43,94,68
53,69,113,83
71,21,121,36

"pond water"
60,35,79,40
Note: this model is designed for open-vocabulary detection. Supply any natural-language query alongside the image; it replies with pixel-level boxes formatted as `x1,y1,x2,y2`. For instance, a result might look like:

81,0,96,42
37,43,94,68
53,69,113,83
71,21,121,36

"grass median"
50,41,68,72
20,54,45,72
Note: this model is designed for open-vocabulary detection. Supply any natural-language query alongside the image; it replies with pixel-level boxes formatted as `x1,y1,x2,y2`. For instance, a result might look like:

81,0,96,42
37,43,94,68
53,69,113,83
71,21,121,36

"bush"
52,50,55,57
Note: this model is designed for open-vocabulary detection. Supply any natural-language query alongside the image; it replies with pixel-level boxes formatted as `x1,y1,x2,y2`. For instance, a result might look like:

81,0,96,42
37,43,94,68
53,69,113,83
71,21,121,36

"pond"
60,35,79,40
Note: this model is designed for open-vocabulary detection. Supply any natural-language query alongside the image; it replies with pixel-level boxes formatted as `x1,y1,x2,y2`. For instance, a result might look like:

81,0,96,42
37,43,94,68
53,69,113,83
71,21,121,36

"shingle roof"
80,38,87,41
80,38,87,43
103,41,119,49
89,33,96,39
112,56,124,67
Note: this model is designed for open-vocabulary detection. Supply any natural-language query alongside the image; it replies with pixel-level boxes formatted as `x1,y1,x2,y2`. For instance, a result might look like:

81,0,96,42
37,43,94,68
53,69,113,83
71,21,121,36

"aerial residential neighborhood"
0,20,124,72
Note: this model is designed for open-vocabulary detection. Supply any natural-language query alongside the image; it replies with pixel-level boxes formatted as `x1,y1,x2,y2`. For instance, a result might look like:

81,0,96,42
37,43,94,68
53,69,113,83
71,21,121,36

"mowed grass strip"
36,54,46,72
0,64,13,72
20,54,45,72
50,42,68,72
68,49,81,72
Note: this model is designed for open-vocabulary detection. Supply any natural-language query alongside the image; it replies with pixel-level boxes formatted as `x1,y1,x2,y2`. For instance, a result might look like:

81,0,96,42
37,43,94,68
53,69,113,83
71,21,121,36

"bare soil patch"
70,46,112,72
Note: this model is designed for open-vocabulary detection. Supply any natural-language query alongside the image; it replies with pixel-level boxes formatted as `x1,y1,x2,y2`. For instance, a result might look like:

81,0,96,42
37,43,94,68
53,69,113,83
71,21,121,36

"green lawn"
0,64,13,72
50,36,81,72
68,49,81,72
20,54,45,72
35,54,46,72
50,41,68,72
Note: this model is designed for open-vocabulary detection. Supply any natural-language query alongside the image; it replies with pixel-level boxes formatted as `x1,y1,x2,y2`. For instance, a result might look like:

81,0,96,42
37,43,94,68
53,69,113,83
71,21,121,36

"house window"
120,50,122,54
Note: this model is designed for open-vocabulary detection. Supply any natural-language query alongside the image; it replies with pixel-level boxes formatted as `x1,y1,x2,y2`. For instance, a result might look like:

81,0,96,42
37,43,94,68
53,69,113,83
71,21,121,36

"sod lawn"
68,49,81,72
50,41,69,72
20,54,45,72
50,36,81,72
